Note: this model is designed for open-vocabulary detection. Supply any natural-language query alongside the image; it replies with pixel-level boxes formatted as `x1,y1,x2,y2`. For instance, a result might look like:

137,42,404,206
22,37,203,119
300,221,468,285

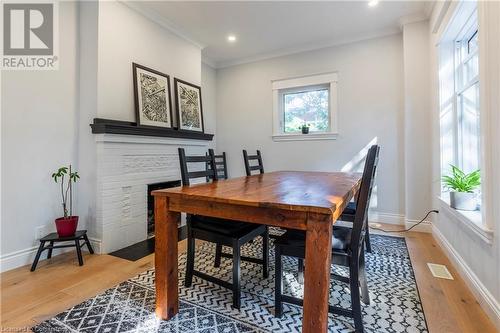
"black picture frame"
174,78,205,133
133,63,174,128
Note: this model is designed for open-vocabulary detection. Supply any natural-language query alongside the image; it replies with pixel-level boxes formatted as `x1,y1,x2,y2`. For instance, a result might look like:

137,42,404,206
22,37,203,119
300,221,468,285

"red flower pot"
55,216,79,237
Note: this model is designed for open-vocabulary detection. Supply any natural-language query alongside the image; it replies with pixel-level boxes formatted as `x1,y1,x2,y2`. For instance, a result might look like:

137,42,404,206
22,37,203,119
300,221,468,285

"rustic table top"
152,171,361,215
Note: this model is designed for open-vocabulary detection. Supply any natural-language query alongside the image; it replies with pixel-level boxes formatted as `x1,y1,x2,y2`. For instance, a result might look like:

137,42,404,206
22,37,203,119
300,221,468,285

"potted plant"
299,123,310,134
52,165,80,237
442,165,480,211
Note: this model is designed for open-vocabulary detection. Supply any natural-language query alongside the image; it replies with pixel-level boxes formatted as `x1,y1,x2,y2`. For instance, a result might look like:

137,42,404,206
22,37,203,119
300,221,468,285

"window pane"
440,101,455,189
283,89,329,133
468,30,478,54
464,53,478,83
458,82,480,173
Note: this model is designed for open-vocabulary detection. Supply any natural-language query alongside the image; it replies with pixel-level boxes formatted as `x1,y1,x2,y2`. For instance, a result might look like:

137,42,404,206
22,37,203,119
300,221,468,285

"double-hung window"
272,73,338,141
439,5,480,189
437,1,492,239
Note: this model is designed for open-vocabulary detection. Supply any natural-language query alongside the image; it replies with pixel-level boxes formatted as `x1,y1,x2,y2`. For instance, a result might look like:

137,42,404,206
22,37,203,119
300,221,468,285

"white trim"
0,246,38,273
215,28,400,69
432,226,500,329
202,57,217,69
272,72,338,139
368,211,405,226
367,211,432,233
0,238,101,273
404,219,433,233
272,72,338,90
438,196,493,244
398,12,429,30
94,133,210,147
272,132,338,142
119,1,205,50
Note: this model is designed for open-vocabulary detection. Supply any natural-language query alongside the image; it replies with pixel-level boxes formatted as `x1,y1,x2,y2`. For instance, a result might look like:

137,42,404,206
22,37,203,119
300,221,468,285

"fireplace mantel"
93,119,212,253
90,118,214,141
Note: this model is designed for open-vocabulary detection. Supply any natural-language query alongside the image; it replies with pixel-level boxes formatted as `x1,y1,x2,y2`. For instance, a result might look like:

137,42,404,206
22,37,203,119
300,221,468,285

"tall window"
439,5,481,195
456,29,480,173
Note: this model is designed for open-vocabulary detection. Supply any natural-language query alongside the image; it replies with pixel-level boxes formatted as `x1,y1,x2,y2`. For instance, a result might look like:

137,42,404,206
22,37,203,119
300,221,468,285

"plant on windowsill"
299,123,310,134
442,165,480,211
52,165,80,237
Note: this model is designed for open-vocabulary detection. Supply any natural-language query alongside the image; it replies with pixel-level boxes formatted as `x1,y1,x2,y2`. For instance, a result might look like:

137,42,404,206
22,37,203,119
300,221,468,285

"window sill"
437,196,493,244
272,132,338,142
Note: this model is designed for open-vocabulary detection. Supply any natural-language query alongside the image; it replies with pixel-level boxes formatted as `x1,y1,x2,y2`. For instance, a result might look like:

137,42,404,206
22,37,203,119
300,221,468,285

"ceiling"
129,1,431,68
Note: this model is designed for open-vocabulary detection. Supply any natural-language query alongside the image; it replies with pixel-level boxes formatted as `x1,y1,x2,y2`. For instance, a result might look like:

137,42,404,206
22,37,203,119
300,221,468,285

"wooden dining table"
152,170,361,332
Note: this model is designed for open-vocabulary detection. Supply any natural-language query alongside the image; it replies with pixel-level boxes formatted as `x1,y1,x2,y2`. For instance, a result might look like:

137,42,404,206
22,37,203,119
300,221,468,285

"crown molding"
398,12,430,30
201,56,217,69
214,27,400,69
119,1,206,50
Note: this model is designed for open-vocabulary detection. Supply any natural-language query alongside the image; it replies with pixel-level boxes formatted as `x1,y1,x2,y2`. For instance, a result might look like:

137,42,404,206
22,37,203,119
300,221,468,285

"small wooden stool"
30,230,94,271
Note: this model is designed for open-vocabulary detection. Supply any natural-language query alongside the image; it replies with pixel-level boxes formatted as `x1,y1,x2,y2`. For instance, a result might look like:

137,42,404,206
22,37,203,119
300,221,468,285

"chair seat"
191,215,263,238
342,201,357,216
274,226,352,252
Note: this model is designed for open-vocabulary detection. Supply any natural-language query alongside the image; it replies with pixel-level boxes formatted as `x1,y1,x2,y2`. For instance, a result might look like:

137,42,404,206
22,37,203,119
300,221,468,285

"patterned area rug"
32,234,428,333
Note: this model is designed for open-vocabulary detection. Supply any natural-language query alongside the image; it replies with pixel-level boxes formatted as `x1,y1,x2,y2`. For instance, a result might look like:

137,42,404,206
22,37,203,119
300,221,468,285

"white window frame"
437,1,494,242
272,72,338,141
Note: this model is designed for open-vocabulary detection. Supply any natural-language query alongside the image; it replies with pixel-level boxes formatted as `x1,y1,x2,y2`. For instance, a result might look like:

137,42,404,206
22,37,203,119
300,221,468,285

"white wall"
216,35,405,217
0,1,210,270
429,1,500,328
402,21,433,224
97,1,202,122
1,2,81,270
201,63,217,145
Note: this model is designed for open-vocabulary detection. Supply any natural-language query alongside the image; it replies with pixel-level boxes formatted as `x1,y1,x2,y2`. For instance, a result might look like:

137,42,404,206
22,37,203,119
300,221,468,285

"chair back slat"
243,150,264,176
207,149,228,180
350,145,380,255
185,155,213,163
178,148,218,186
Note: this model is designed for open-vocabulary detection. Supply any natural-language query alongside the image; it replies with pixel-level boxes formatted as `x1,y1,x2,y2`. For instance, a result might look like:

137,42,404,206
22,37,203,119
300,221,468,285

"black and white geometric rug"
32,234,428,333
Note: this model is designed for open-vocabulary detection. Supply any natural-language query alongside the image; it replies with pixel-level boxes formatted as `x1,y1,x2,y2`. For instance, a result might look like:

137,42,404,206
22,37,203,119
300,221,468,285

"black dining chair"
273,145,380,333
243,150,264,176
339,146,380,253
179,148,269,309
207,149,228,180
242,149,287,241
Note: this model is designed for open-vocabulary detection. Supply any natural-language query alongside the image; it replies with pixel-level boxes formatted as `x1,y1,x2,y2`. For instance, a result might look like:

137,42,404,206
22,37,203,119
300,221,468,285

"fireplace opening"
147,180,181,238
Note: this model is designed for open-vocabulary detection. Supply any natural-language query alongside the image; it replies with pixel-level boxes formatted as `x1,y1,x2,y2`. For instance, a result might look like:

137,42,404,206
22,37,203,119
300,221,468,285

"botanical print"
176,80,203,132
134,64,172,128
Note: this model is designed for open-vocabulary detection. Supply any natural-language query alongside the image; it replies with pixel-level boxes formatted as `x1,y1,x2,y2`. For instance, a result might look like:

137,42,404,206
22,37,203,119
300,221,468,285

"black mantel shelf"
90,118,214,141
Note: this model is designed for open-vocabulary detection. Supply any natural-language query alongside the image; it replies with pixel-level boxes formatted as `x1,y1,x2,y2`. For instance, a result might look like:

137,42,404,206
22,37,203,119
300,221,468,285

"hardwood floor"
1,229,496,332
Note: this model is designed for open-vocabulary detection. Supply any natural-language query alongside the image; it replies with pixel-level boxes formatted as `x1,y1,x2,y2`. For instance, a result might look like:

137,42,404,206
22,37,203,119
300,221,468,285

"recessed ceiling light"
227,35,237,42
368,0,379,7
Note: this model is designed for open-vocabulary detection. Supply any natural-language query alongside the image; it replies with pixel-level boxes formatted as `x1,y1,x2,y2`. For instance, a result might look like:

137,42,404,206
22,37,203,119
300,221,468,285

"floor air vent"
427,263,454,280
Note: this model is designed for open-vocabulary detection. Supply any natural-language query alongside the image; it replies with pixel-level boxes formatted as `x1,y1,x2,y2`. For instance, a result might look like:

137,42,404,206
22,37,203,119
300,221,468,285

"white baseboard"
404,219,433,233
432,225,500,330
368,211,432,233
0,238,102,273
369,211,405,225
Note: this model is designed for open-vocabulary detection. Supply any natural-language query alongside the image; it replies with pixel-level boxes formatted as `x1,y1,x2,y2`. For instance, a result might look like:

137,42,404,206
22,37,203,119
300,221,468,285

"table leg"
155,196,180,320
302,213,333,333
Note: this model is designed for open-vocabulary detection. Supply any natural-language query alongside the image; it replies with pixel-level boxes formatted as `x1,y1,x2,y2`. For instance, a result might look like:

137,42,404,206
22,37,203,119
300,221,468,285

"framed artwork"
174,78,204,133
133,63,173,128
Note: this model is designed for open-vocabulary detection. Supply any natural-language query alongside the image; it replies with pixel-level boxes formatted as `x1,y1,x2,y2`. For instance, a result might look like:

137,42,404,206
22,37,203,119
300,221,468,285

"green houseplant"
52,165,80,237
442,165,480,211
299,123,310,134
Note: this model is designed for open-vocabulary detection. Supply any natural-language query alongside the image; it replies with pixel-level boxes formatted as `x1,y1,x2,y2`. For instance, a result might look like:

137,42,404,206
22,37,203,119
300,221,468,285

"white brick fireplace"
95,134,210,253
